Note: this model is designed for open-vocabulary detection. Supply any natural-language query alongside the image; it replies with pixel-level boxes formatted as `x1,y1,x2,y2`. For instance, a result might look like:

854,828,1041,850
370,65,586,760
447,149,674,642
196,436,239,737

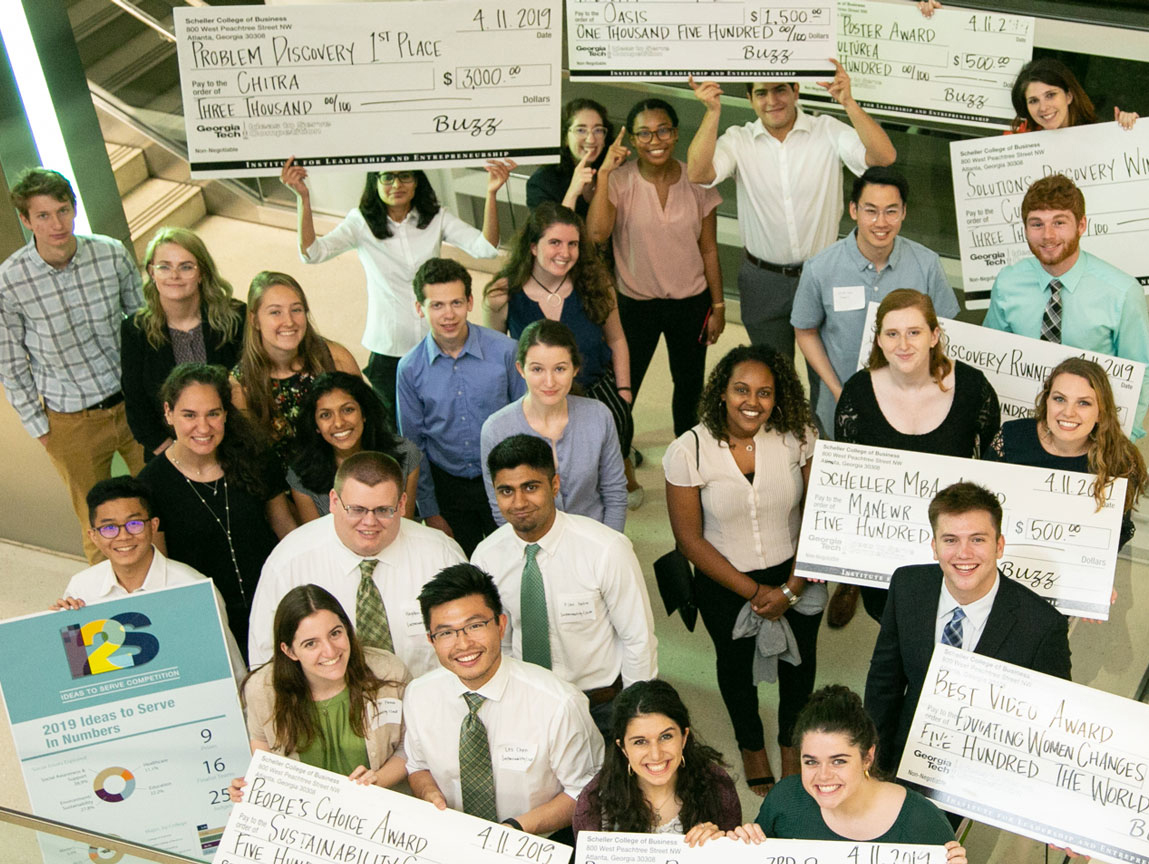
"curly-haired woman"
663,344,824,798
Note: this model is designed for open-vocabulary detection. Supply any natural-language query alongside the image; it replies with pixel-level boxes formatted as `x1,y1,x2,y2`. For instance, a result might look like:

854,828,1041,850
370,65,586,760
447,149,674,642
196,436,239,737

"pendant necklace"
181,472,246,606
531,273,565,308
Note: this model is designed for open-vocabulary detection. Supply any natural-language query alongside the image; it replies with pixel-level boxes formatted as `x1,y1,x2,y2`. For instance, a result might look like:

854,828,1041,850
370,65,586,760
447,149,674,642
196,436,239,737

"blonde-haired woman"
230,271,359,469
122,227,245,458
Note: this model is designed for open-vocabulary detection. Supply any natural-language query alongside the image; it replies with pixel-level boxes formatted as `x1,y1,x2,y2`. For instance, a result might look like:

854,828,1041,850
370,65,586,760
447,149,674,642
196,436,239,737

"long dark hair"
291,372,405,495
590,680,726,832
697,345,812,447
359,170,440,239
1010,58,1097,132
160,362,273,498
265,585,394,755
484,202,615,324
559,98,614,173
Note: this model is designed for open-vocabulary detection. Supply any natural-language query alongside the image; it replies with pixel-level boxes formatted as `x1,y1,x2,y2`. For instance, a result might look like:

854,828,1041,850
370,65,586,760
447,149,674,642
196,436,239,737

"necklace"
648,788,678,821
181,473,247,606
530,273,565,307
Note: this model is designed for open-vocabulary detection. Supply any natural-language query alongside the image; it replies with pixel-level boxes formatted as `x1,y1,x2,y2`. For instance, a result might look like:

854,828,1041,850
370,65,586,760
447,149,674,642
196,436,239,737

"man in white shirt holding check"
247,451,465,672
403,563,603,838
686,61,897,357
471,434,657,737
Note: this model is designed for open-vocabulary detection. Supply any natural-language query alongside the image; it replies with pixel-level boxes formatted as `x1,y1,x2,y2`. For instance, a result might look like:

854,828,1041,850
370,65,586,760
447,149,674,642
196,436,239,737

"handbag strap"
690,428,699,469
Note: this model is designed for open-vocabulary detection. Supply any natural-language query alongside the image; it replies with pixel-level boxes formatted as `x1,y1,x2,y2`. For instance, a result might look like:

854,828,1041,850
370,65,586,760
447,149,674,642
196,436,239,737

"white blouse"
663,422,816,572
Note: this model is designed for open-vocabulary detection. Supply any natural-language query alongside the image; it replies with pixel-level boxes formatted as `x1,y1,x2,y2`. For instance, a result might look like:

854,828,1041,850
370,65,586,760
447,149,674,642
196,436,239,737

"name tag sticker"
557,593,597,623
498,743,536,771
371,698,402,729
833,285,866,312
404,603,425,637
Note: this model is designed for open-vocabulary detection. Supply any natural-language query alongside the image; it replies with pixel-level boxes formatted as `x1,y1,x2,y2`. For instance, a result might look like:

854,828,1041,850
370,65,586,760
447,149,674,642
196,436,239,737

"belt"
85,391,124,411
745,251,803,278
584,674,623,706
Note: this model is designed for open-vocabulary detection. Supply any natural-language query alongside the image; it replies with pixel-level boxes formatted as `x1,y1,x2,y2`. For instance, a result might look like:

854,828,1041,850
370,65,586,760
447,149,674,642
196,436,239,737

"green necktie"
355,559,393,651
520,543,551,668
459,692,497,821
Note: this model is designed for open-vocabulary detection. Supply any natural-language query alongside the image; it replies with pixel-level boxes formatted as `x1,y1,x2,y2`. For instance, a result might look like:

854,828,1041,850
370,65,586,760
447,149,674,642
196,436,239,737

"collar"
387,208,420,227
1031,249,1089,293
844,229,904,272
508,510,567,559
93,547,166,597
938,572,1000,625
24,234,82,273
749,107,812,142
422,320,482,364
449,651,512,703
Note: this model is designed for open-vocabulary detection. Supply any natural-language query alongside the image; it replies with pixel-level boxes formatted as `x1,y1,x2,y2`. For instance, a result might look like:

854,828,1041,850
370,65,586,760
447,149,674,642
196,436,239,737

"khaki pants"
43,402,144,563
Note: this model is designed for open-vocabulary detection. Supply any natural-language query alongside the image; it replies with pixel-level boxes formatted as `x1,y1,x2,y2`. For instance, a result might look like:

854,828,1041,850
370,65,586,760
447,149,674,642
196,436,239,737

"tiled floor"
2,214,1148,864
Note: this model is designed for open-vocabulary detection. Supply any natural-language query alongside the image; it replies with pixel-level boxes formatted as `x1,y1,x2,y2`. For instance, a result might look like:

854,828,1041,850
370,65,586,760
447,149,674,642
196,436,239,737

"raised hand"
817,58,854,106
485,159,518,193
566,151,597,201
599,129,630,176
689,76,724,112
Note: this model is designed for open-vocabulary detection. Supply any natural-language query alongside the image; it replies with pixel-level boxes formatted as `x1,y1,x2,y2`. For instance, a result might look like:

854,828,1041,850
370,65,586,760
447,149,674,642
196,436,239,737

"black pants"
428,462,497,558
616,291,711,438
696,559,822,751
365,352,401,428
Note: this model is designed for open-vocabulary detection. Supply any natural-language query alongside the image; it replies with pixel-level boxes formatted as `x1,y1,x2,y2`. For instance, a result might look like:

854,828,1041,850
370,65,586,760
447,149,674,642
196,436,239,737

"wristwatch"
780,584,800,607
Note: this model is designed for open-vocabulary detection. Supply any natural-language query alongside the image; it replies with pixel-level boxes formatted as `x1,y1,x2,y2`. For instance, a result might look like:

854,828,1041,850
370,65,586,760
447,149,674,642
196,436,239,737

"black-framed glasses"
632,126,676,144
95,520,149,539
428,617,495,645
379,172,416,186
336,495,399,521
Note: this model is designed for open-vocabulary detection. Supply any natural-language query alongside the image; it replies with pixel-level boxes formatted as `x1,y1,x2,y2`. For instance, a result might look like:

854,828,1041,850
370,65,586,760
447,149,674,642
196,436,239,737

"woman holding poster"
729,685,966,855
280,156,515,422
663,344,824,798
1009,58,1138,133
230,584,410,798
572,679,740,840
988,357,1147,549
828,289,1000,627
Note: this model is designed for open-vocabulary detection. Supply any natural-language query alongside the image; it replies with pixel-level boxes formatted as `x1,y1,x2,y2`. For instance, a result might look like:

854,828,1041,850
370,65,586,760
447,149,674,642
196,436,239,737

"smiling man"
863,482,1070,775
686,64,896,356
247,450,464,671
984,174,1149,438
397,258,524,557
471,434,657,738
0,168,144,562
403,563,602,837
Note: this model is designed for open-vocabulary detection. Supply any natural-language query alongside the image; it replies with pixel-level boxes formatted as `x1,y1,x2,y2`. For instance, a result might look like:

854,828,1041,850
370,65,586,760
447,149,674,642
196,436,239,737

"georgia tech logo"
59,613,160,679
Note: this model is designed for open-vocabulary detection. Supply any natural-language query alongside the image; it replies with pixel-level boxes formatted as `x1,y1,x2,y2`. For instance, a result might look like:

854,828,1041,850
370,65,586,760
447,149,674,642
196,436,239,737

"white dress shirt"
471,512,657,691
402,656,603,820
248,516,465,672
709,110,868,265
304,208,498,357
934,576,1000,651
64,548,246,683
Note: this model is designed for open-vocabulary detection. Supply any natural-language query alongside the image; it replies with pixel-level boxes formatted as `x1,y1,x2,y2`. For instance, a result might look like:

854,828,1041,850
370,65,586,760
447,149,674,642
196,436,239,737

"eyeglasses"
428,617,495,645
858,208,905,224
632,126,676,144
336,495,399,521
379,172,416,186
151,263,199,276
95,520,149,539
570,125,608,139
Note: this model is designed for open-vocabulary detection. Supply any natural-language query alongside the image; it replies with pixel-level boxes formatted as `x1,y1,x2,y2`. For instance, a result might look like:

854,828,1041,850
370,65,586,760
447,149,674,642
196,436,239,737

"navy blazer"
864,563,1071,774
120,299,246,455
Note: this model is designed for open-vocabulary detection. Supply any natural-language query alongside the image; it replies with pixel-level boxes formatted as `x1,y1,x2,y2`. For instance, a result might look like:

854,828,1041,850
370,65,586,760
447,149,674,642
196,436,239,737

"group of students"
0,42,1145,860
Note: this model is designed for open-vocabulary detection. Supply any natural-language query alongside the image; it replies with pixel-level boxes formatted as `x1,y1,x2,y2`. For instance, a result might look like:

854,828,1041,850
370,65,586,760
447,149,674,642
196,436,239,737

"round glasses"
151,263,199,276
570,125,608,140
632,126,676,144
95,520,149,539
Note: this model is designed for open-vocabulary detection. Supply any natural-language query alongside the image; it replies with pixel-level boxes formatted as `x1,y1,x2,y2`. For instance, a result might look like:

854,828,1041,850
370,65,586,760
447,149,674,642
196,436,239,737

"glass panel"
0,807,201,864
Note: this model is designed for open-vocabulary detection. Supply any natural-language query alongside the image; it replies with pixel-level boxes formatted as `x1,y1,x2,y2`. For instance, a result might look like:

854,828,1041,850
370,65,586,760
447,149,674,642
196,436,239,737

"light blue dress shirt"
984,250,1149,439
396,323,525,517
790,231,958,437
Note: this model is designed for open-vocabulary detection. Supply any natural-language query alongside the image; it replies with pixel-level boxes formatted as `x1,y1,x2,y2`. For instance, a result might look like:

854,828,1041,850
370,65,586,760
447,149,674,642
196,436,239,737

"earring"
627,763,633,776
864,768,871,779
680,755,686,768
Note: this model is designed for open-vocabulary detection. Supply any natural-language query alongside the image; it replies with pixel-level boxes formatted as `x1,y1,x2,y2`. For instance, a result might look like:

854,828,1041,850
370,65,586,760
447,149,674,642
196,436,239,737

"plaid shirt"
0,234,142,436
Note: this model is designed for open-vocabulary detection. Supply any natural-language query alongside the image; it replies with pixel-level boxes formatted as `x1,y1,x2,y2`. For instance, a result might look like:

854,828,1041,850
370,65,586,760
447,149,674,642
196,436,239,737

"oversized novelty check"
900,645,1149,864
566,0,835,80
217,750,572,864
175,2,562,177
799,0,1033,128
950,121,1149,307
856,303,1146,436
795,440,1124,618
576,831,946,864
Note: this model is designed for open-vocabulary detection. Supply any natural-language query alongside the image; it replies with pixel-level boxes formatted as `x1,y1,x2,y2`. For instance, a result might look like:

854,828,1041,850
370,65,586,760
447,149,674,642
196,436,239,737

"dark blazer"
121,299,246,456
864,563,1071,774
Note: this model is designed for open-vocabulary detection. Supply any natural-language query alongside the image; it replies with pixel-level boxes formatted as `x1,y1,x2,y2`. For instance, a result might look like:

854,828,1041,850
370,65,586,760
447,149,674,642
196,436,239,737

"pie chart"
93,767,135,803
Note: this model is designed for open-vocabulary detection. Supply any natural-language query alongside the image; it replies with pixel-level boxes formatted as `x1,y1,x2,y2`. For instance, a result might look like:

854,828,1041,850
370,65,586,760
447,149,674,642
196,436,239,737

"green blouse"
296,688,370,776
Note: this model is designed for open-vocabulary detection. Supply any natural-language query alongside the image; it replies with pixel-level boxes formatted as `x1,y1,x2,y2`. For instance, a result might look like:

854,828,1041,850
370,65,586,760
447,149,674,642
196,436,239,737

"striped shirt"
0,234,141,436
